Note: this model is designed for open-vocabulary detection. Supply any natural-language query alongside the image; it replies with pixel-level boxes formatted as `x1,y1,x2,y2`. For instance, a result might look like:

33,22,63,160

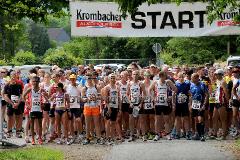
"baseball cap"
69,74,77,79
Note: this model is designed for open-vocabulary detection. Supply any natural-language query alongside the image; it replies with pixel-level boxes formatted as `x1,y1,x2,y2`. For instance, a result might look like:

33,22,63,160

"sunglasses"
0,72,5,73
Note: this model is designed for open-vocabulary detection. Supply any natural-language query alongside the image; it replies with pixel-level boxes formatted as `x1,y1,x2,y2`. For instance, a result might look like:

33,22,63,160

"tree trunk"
0,14,6,57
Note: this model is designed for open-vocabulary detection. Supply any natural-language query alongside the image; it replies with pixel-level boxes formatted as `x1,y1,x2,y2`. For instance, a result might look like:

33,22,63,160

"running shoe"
82,138,90,145
16,132,22,138
142,135,147,142
32,139,36,145
153,135,160,141
128,136,134,142
38,138,43,145
97,138,105,145
200,136,205,142
25,136,31,143
186,131,192,140
56,138,64,145
216,136,226,141
192,133,200,140
67,138,74,145
148,134,154,140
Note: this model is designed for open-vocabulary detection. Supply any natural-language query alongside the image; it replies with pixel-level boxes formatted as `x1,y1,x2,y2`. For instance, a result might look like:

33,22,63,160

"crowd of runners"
0,62,240,145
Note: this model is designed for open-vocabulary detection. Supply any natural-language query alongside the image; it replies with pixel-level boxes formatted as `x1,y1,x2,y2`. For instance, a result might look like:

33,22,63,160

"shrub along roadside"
0,147,64,160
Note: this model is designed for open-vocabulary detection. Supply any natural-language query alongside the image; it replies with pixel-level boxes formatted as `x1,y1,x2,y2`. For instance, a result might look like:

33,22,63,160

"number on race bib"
156,94,166,104
192,100,201,110
229,101,233,108
110,97,117,104
70,97,75,103
11,95,19,104
131,97,139,104
32,97,41,112
144,103,152,109
122,95,129,103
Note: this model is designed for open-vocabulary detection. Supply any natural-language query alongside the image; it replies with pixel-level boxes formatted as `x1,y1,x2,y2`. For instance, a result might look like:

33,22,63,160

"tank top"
42,83,51,103
155,81,168,106
233,78,240,100
30,89,42,112
130,82,141,105
118,81,129,104
85,86,98,107
66,84,81,109
0,78,6,100
209,82,217,103
108,86,118,108
215,80,226,104
143,80,154,109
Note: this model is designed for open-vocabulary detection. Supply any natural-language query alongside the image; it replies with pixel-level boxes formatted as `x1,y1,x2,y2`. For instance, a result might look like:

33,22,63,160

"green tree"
11,50,36,65
44,48,82,68
0,0,68,22
28,22,51,56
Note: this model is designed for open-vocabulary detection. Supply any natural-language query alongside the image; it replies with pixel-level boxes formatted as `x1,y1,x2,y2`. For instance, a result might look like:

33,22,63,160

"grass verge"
0,147,64,160
236,139,240,148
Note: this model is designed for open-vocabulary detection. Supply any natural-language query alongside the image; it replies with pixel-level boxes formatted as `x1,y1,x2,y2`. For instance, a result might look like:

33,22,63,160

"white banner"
70,1,240,37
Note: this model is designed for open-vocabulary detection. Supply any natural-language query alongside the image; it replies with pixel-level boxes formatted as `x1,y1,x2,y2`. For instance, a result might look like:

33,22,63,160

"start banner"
70,1,240,37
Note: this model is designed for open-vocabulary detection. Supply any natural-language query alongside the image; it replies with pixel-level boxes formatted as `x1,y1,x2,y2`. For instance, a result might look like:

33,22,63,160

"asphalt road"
104,140,237,160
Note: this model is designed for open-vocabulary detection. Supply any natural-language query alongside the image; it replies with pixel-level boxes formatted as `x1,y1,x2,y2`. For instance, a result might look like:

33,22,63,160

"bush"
44,48,82,68
11,50,36,65
0,59,7,66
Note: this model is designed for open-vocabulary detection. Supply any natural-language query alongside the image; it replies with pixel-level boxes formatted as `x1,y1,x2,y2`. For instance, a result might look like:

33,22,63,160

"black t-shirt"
4,83,23,99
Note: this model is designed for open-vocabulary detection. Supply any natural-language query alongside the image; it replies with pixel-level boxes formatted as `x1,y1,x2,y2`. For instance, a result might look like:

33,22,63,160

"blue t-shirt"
77,75,86,87
190,82,208,103
176,80,190,105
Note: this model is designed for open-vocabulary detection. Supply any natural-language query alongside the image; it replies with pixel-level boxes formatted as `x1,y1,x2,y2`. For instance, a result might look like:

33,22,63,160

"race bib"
229,101,233,108
209,93,216,103
11,95,19,104
56,97,64,109
70,96,80,104
156,93,167,105
109,97,118,108
32,97,41,112
192,100,201,109
131,96,140,105
122,95,129,103
177,93,187,104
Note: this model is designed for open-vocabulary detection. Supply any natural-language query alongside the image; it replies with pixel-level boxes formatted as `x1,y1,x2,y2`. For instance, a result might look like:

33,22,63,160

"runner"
117,71,130,135
231,67,240,137
208,67,217,139
40,73,51,141
3,70,24,138
127,70,145,142
0,68,7,130
51,82,70,144
23,73,36,143
212,69,228,140
150,71,177,141
66,73,83,144
104,74,122,144
189,73,209,141
23,76,48,145
48,73,60,142
172,72,191,140
141,70,155,141
82,72,102,145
